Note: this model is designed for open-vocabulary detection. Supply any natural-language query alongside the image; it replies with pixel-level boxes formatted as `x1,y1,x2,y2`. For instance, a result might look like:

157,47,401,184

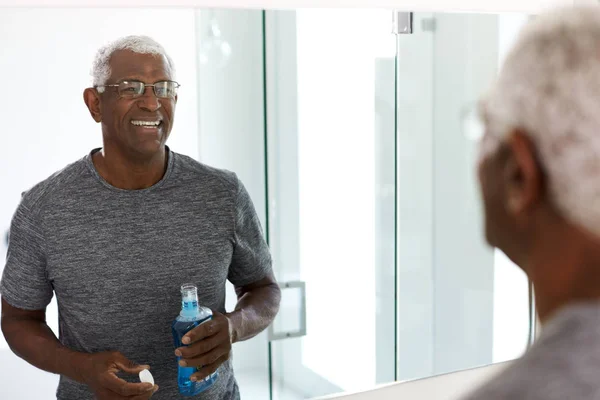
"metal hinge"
392,11,413,35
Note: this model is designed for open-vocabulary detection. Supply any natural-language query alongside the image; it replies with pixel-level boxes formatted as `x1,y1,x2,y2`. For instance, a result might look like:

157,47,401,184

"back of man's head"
481,6,600,239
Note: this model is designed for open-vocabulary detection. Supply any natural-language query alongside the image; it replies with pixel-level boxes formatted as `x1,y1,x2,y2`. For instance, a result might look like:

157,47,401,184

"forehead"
108,49,172,82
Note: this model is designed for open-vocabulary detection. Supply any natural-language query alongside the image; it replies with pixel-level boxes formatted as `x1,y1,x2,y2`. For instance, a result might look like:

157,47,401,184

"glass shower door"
394,10,532,381
264,9,398,400
262,8,533,400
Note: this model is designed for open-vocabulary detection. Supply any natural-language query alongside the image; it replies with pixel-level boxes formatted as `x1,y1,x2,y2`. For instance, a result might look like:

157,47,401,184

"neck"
92,144,168,190
526,224,600,325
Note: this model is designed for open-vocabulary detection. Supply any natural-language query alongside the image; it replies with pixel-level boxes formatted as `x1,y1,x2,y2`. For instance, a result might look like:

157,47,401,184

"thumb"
113,353,150,375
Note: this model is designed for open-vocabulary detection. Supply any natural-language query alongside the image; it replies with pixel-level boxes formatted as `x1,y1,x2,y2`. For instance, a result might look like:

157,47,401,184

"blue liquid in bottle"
171,283,218,396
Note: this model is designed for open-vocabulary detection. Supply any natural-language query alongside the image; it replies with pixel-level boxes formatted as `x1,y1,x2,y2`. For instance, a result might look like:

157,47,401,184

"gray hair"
480,6,600,238
91,35,176,88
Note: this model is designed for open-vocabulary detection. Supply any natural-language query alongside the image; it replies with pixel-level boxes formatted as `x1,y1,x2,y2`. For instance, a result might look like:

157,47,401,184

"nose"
137,86,162,112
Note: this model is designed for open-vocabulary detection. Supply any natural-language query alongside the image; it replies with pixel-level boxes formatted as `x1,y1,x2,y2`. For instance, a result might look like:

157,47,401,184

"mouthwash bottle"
171,283,218,396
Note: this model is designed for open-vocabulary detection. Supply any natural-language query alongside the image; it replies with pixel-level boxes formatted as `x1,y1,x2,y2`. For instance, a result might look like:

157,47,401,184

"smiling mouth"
131,120,162,127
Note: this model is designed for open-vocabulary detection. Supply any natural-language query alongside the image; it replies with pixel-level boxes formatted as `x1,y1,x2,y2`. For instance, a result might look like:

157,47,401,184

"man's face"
92,49,177,158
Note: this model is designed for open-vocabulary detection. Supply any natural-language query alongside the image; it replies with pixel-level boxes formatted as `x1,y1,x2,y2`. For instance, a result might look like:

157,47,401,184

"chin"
130,142,165,158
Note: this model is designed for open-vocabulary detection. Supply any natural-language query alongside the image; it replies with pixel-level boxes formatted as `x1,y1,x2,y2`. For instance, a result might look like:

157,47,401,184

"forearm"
226,283,281,343
2,317,87,383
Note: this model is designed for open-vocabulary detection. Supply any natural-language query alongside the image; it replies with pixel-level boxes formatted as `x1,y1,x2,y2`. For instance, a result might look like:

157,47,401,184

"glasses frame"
95,80,180,99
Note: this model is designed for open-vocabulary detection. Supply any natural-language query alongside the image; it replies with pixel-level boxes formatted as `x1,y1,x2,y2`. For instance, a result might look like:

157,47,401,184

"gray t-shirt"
0,147,273,400
461,302,600,400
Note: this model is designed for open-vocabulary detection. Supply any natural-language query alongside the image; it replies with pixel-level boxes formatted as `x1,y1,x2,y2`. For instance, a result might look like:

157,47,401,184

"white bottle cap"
139,369,155,385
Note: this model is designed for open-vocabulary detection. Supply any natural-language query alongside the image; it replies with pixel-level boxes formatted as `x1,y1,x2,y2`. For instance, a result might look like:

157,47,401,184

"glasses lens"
118,81,144,98
154,81,178,99
462,104,485,142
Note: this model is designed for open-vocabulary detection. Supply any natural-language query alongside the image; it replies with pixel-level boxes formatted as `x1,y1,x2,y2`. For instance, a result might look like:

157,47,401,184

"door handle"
268,280,307,341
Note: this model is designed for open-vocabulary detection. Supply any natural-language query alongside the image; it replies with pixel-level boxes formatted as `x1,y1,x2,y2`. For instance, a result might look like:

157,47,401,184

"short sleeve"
227,176,273,287
0,197,53,310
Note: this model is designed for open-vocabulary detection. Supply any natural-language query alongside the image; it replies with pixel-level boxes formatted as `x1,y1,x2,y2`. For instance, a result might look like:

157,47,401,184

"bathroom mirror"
0,7,532,400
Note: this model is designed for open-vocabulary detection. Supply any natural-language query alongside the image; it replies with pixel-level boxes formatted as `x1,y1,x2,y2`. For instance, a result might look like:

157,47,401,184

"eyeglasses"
460,102,485,142
95,80,180,99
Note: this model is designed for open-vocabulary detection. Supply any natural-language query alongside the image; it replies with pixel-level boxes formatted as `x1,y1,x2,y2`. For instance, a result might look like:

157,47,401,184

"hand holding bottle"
77,351,158,399
174,311,233,382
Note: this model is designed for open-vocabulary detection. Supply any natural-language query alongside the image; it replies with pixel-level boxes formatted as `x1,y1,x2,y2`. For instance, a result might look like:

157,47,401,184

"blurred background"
0,7,531,399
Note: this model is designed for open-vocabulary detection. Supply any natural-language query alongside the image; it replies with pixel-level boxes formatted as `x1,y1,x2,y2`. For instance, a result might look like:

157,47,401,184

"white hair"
480,6,600,238
91,35,176,88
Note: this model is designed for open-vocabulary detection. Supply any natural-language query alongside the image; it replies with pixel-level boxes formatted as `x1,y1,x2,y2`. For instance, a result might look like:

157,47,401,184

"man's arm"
2,197,156,398
1,299,86,380
1,299,157,398
227,272,281,343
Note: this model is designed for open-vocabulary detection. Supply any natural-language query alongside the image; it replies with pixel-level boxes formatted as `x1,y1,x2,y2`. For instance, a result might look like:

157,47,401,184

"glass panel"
396,11,531,382
265,9,397,399
267,10,395,399
195,8,272,400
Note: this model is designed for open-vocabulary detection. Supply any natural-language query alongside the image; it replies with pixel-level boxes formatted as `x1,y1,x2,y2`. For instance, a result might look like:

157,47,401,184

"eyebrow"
109,77,172,85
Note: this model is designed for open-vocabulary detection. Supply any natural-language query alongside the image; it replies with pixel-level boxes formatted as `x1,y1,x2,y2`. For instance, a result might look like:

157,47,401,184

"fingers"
101,372,155,397
190,354,228,382
113,353,151,375
179,343,230,368
182,311,231,345
177,331,223,359
182,317,224,345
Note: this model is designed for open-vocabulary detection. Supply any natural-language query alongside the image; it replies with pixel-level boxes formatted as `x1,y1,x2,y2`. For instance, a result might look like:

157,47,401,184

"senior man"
0,35,281,400
463,6,600,400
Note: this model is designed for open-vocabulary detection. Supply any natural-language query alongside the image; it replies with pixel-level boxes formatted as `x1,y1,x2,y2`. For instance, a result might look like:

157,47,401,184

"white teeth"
131,120,161,126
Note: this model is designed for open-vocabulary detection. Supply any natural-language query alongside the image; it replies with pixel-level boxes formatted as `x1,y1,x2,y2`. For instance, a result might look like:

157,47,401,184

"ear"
503,128,543,216
83,88,102,123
